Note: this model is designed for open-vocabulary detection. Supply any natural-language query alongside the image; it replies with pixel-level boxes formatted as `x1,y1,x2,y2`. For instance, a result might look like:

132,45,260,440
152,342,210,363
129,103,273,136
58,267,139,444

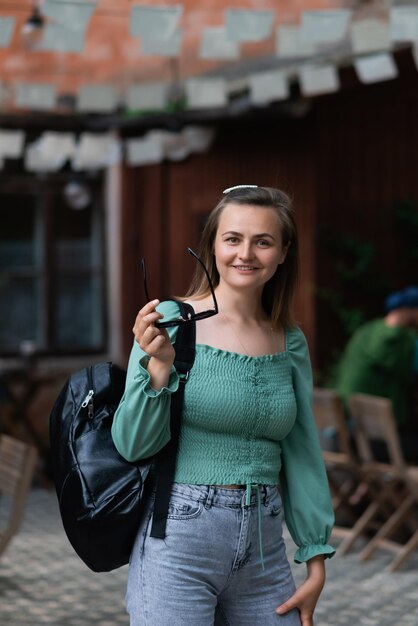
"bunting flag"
185,78,227,109
72,133,121,170
130,5,183,40
39,24,86,52
125,126,215,165
15,83,56,110
125,132,166,166
164,126,215,160
249,70,289,105
39,0,95,51
199,27,240,60
0,17,15,48
354,53,398,84
390,6,418,42
42,1,95,33
350,19,391,54
276,24,316,57
299,64,340,96
141,29,182,57
125,83,167,111
300,9,352,45
225,9,274,42
77,85,119,113
25,132,76,172
181,126,215,153
0,129,25,158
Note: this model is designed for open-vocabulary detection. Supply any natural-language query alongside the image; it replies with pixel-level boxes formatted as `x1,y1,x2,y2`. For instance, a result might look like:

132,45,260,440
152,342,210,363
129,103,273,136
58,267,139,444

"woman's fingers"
275,580,318,625
276,596,313,626
132,299,162,341
131,299,175,363
276,591,300,616
142,337,166,358
138,322,166,353
134,299,161,324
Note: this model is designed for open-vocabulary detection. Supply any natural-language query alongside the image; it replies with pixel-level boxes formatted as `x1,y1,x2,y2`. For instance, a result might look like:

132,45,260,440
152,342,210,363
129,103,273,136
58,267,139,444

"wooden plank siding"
314,55,418,370
120,116,318,365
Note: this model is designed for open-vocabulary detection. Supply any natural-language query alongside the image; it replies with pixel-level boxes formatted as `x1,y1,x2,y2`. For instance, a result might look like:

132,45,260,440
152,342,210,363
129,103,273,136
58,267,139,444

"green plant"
316,225,387,338
315,199,418,382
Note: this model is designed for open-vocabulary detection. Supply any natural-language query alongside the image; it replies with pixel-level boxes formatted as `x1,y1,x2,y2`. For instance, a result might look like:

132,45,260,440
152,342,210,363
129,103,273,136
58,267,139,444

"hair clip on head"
223,185,258,194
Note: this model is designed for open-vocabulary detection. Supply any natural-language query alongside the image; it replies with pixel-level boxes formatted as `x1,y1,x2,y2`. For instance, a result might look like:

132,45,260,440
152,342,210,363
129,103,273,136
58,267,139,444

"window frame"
0,173,107,357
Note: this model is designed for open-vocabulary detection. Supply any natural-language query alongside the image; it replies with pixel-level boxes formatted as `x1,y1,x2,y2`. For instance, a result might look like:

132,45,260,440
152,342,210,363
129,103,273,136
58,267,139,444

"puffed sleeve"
111,300,181,462
280,326,336,563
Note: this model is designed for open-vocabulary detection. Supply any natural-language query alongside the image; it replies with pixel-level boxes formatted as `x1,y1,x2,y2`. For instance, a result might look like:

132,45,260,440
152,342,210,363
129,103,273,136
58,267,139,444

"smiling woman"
185,185,298,332
214,203,289,291
111,185,335,626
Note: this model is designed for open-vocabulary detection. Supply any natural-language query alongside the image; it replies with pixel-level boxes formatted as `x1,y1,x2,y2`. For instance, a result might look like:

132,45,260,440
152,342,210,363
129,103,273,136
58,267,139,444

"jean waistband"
170,483,278,508
170,483,276,570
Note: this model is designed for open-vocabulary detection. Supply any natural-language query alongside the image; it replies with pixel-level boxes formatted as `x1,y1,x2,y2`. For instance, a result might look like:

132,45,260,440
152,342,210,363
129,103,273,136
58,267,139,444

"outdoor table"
0,364,65,483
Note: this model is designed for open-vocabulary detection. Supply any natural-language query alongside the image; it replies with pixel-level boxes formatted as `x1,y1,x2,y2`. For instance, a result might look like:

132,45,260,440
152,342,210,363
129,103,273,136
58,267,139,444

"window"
0,175,106,355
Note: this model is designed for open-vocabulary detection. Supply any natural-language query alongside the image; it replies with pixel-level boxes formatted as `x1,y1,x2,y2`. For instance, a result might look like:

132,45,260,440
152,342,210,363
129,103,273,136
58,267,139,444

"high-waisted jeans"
126,484,301,626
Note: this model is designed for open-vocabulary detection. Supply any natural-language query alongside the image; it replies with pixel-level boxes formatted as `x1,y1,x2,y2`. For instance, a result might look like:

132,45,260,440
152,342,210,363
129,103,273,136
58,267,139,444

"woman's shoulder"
156,299,182,318
286,325,310,354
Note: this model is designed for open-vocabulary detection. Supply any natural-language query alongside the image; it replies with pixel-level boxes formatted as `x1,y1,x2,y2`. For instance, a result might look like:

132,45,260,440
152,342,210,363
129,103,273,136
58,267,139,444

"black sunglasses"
141,247,219,328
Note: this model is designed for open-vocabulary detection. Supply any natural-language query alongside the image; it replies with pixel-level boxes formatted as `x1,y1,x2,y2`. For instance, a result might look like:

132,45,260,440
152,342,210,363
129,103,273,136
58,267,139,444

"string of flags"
0,4,416,114
1,4,414,56
0,42,410,114
0,126,217,170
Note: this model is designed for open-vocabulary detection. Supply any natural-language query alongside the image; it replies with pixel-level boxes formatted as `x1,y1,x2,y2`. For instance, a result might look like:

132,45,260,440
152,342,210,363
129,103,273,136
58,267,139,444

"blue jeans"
127,484,301,626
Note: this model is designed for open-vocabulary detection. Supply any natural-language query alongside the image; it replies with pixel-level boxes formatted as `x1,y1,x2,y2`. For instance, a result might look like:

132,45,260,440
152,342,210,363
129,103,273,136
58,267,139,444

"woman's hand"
133,300,175,389
275,555,325,626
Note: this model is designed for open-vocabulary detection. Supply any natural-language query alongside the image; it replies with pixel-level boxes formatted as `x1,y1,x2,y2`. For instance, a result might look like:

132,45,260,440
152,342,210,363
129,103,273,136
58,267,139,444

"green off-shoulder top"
112,300,335,564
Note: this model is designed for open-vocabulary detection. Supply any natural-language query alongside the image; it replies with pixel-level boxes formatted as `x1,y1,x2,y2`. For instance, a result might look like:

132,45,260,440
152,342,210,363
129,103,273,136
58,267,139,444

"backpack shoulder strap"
173,301,196,375
150,300,196,539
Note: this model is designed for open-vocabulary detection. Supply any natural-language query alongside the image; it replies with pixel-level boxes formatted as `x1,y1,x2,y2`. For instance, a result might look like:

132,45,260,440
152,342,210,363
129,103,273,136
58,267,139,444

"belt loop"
262,485,269,506
205,485,215,509
245,483,251,507
256,487,265,571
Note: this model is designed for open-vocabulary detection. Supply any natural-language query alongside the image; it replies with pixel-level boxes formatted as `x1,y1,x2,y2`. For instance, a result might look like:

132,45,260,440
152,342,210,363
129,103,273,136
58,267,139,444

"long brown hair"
185,186,299,329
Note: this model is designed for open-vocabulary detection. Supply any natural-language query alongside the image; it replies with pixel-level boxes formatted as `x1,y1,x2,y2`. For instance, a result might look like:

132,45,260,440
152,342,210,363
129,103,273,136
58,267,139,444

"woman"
112,185,335,626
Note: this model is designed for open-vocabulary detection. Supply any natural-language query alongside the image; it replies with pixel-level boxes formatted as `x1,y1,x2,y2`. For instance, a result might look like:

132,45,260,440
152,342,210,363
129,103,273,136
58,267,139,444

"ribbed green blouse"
111,301,335,563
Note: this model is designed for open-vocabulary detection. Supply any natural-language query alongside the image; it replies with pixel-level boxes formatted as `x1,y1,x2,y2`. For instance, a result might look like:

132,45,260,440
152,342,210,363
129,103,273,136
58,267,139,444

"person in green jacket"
333,286,418,460
112,185,335,626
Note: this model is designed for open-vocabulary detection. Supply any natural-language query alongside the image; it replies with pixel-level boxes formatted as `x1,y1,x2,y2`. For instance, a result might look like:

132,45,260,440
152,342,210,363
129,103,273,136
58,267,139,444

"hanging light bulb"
21,4,45,50
63,180,92,210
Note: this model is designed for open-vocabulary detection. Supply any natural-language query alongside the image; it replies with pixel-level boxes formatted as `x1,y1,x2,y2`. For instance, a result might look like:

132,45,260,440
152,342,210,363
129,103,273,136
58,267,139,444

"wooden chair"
338,393,418,571
0,434,38,557
312,388,362,537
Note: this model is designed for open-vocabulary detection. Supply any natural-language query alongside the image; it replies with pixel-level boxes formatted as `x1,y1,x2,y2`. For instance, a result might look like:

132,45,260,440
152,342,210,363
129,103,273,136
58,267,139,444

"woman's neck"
214,284,266,323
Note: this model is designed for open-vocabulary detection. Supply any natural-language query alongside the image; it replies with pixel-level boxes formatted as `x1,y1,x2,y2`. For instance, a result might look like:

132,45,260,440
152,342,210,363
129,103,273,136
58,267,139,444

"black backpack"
49,302,195,572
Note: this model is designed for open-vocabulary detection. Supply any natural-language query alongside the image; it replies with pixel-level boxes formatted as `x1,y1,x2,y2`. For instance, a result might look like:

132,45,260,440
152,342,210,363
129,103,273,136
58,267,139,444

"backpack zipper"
81,389,94,418
82,367,95,419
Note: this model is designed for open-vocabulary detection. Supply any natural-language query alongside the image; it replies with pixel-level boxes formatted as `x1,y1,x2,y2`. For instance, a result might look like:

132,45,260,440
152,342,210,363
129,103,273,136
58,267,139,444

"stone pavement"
0,488,418,626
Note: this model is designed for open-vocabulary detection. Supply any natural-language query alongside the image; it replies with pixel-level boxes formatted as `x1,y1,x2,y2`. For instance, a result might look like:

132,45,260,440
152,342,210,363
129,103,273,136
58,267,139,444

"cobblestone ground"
0,488,417,625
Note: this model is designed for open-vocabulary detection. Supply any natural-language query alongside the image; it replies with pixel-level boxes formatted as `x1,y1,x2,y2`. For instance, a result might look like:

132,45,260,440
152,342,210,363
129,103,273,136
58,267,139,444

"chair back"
347,393,405,472
0,434,37,556
313,387,352,456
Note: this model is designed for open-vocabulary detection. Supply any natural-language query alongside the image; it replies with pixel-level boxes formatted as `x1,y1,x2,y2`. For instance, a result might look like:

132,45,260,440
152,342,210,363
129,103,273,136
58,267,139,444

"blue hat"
384,286,418,312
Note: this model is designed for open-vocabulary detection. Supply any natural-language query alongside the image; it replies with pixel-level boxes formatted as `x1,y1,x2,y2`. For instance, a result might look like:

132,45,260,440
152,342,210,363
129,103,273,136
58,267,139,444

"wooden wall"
120,115,318,364
314,52,418,370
